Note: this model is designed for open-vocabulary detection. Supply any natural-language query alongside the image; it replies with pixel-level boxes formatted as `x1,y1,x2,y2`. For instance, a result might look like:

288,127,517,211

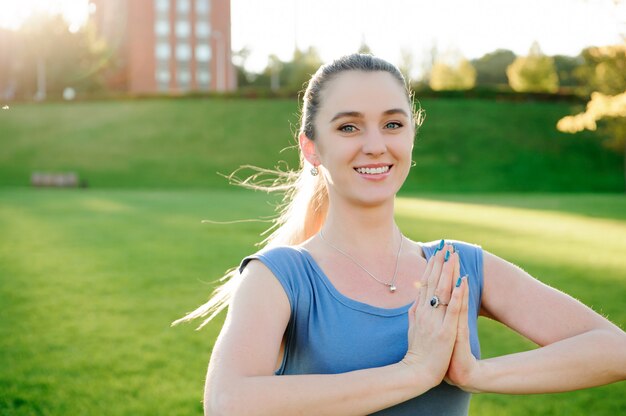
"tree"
429,58,476,91
506,42,559,93
6,13,108,100
261,47,323,92
419,42,438,85
557,43,626,190
232,46,253,87
471,49,516,86
285,47,323,92
398,47,415,83
574,44,626,95
268,54,283,91
358,39,372,55
553,54,584,88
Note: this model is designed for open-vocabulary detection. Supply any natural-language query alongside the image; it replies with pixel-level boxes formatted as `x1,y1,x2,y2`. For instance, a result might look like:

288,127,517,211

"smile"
354,165,392,175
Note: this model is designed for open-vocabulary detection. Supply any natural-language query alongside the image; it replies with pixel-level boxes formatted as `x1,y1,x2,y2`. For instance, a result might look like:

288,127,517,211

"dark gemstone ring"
430,295,448,308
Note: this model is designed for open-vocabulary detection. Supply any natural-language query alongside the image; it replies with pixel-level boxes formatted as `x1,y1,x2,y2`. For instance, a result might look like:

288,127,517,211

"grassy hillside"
0,97,622,192
1,188,625,415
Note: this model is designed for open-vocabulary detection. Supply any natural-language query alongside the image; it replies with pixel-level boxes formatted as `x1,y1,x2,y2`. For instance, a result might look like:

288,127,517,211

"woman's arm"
205,250,465,416
449,250,626,394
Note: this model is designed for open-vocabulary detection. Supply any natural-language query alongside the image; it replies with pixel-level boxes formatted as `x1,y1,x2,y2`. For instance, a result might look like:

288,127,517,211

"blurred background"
0,1,625,415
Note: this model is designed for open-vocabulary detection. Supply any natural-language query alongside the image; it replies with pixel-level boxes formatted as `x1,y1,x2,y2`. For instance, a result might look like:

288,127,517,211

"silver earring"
310,166,319,176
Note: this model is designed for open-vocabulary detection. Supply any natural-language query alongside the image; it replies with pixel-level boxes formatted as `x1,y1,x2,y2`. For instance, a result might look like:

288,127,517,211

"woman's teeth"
355,166,390,174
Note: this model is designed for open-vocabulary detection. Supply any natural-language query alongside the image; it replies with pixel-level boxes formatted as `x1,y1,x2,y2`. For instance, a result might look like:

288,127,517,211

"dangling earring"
310,165,319,176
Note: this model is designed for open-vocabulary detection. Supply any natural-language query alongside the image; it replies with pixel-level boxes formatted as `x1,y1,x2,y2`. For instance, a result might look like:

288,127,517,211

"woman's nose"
361,130,387,156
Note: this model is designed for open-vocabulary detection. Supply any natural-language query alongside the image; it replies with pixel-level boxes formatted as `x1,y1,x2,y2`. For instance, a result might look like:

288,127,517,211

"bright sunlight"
0,0,89,32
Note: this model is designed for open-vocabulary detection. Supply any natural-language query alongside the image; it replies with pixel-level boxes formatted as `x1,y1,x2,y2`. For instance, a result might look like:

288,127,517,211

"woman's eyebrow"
329,111,363,122
383,108,409,117
329,108,409,123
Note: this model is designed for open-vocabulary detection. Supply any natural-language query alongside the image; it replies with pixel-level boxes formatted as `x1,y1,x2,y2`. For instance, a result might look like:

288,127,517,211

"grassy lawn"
0,97,622,192
1,188,625,415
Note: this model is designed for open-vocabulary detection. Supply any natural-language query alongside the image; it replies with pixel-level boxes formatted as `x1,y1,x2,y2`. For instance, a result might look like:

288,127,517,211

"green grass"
0,97,622,192
1,188,625,415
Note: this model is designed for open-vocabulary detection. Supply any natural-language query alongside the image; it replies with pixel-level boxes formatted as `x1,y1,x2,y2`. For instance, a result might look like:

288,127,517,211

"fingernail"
456,276,462,287
444,250,450,262
438,239,445,250
452,243,457,253
433,247,440,256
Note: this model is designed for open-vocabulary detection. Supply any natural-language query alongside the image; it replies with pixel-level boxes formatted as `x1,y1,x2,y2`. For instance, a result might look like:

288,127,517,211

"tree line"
234,41,607,95
0,13,620,102
0,13,623,189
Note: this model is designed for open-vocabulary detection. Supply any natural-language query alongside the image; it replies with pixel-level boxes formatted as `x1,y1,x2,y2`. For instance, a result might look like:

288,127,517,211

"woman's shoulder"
238,245,313,307
238,245,308,275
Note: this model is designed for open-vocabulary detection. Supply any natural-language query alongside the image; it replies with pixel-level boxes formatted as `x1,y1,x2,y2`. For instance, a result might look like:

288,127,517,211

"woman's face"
309,70,415,208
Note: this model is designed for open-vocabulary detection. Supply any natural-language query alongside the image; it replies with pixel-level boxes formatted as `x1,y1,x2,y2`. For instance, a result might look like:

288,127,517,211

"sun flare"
0,0,89,31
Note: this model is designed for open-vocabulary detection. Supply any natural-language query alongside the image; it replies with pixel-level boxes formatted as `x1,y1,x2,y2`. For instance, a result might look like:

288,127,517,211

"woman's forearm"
207,362,434,416
468,329,626,394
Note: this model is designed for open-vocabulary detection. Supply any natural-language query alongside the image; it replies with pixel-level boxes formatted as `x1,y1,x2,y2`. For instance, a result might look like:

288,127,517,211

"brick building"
89,0,236,94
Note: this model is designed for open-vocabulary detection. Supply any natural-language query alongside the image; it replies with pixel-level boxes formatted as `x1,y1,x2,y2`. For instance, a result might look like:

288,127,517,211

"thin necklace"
318,228,404,293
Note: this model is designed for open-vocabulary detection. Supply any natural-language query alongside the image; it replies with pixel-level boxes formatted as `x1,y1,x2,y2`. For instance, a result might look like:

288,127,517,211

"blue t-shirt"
239,240,484,415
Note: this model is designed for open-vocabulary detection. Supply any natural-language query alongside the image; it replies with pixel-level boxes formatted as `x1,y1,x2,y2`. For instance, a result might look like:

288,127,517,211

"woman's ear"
299,132,319,167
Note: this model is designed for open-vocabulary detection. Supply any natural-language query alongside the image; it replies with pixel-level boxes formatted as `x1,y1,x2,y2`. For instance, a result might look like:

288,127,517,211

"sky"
1,0,624,77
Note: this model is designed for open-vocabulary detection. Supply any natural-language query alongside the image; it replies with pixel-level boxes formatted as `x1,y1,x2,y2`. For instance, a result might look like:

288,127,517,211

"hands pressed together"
402,242,480,392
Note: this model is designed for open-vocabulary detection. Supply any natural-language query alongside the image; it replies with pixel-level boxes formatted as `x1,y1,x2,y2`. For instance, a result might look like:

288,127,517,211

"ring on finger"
429,295,448,308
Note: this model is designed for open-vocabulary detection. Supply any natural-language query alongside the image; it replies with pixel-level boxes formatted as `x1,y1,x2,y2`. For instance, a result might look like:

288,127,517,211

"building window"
155,42,171,60
156,66,171,92
177,69,191,88
177,0,190,14
195,44,211,62
156,68,171,83
175,20,191,38
196,0,210,15
176,43,192,61
155,0,169,12
197,69,211,89
155,20,170,37
195,21,210,39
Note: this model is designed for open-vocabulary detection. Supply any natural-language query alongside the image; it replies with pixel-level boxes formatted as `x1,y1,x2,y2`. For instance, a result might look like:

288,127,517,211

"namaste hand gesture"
402,242,476,389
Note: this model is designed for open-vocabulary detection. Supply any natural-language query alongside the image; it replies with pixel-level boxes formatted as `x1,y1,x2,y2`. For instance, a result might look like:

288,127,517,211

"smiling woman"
0,0,89,31
174,54,626,416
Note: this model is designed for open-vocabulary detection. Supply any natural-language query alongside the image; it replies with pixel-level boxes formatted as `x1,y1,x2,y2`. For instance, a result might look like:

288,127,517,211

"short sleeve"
453,240,484,312
239,246,304,314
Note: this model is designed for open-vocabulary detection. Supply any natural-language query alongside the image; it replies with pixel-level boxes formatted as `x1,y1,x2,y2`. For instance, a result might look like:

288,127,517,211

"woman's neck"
320,197,400,257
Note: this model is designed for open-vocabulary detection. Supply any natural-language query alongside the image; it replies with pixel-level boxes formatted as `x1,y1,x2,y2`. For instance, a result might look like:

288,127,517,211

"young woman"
174,54,626,415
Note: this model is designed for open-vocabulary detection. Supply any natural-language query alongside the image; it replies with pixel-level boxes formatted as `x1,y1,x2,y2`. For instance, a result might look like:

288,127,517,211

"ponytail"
171,155,328,329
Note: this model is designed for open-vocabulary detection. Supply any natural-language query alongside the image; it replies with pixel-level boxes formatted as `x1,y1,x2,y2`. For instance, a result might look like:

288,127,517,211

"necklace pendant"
389,284,397,293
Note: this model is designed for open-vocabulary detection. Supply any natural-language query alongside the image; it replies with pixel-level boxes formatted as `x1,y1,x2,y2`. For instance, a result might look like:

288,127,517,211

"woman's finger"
408,301,417,327
442,276,466,331
456,275,470,345
422,246,435,277
434,245,457,305
426,244,447,300
416,255,435,305
416,280,428,307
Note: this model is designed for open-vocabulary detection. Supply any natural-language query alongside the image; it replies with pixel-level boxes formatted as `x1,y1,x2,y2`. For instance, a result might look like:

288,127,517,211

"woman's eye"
339,125,357,133
385,122,402,129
